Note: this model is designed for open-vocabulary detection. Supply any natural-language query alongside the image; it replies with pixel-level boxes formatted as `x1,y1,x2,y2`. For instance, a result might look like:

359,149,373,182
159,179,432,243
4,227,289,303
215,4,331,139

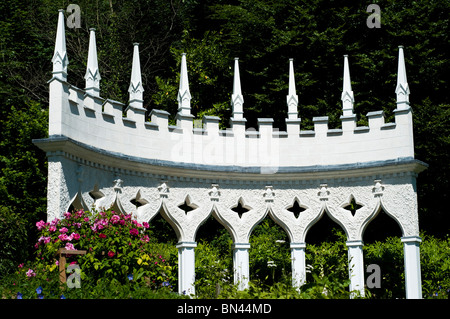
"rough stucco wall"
51,156,420,243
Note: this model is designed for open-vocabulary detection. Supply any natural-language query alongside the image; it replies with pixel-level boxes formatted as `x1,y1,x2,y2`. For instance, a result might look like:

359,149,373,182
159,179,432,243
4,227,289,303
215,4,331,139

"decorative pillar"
290,242,306,290
340,55,357,132
286,58,301,137
52,9,68,81
401,236,422,299
85,28,101,97
233,243,250,290
176,241,197,296
126,43,146,123
395,46,410,110
346,240,365,298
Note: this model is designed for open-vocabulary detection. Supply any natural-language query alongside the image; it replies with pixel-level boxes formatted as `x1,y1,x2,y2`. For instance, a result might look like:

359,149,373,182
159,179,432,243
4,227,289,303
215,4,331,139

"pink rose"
59,227,68,233
143,222,149,229
107,251,115,258
48,225,56,232
129,228,139,236
111,215,120,224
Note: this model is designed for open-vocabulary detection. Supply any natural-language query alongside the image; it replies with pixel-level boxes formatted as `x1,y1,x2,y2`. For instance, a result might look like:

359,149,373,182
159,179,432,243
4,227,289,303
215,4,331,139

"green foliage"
419,233,450,299
0,101,48,275
363,235,405,298
0,207,28,276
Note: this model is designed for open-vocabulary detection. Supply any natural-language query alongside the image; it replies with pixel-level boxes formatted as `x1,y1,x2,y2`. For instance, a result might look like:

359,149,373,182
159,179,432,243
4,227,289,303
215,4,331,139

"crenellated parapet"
44,11,417,172
33,11,427,298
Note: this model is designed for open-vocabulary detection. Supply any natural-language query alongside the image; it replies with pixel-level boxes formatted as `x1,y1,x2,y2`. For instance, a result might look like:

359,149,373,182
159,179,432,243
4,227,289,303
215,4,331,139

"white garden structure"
34,10,427,298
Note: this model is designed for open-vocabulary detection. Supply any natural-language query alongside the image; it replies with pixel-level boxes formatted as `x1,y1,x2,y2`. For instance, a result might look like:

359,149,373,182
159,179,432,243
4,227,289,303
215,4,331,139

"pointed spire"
286,58,298,120
231,58,244,120
395,45,410,109
341,55,355,116
85,28,101,96
128,43,144,102
177,53,191,115
52,9,68,80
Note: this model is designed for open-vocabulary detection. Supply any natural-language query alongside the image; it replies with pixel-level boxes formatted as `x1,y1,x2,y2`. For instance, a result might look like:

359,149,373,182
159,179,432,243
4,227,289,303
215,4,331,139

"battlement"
44,10,415,174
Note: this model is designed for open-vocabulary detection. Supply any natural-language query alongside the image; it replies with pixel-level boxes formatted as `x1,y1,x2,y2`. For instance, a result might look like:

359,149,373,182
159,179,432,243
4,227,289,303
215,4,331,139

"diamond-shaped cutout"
231,198,251,219
343,195,363,216
130,190,149,208
178,196,198,215
287,198,307,219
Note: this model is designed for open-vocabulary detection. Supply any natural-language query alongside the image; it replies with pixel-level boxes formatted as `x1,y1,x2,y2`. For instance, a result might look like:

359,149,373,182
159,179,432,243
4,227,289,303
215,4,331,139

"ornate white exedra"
32,11,428,299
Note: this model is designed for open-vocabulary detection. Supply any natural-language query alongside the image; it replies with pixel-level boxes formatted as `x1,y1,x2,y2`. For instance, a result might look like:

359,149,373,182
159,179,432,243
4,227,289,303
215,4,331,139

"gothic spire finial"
128,43,144,102
395,45,410,109
341,55,355,116
85,28,101,96
286,58,298,120
177,53,191,115
231,58,244,120
52,9,68,80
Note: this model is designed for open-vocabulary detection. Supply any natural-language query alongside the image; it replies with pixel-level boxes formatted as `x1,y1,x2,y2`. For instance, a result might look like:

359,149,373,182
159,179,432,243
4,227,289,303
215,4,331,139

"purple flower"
16,292,23,299
36,286,43,295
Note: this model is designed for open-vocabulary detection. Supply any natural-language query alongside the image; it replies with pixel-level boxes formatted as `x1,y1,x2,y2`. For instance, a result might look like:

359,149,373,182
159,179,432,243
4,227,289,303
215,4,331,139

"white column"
290,242,306,290
233,243,250,290
176,241,197,296
401,236,422,299
346,240,365,298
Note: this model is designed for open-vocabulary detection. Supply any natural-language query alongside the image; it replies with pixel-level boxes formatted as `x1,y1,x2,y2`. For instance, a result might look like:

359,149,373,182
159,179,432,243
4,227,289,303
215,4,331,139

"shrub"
0,207,28,276
2,208,179,299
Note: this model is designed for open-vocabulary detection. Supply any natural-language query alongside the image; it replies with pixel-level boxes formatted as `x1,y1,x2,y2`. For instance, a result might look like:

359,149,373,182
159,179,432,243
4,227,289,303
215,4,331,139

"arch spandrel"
378,178,420,237
213,189,268,243
157,187,213,243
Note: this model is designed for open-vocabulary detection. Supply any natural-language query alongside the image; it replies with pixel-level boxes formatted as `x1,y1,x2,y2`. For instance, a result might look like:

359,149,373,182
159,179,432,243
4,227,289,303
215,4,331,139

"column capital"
232,243,251,249
401,236,422,244
346,240,364,247
290,242,306,249
176,241,197,249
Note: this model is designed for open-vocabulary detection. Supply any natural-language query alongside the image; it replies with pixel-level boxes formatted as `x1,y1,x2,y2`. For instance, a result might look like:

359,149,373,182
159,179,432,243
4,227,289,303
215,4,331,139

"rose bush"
33,209,177,289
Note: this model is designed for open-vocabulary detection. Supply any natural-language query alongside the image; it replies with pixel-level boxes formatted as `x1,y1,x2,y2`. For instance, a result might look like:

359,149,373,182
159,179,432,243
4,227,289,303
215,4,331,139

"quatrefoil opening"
287,198,307,219
343,195,364,217
178,195,198,215
231,198,251,219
